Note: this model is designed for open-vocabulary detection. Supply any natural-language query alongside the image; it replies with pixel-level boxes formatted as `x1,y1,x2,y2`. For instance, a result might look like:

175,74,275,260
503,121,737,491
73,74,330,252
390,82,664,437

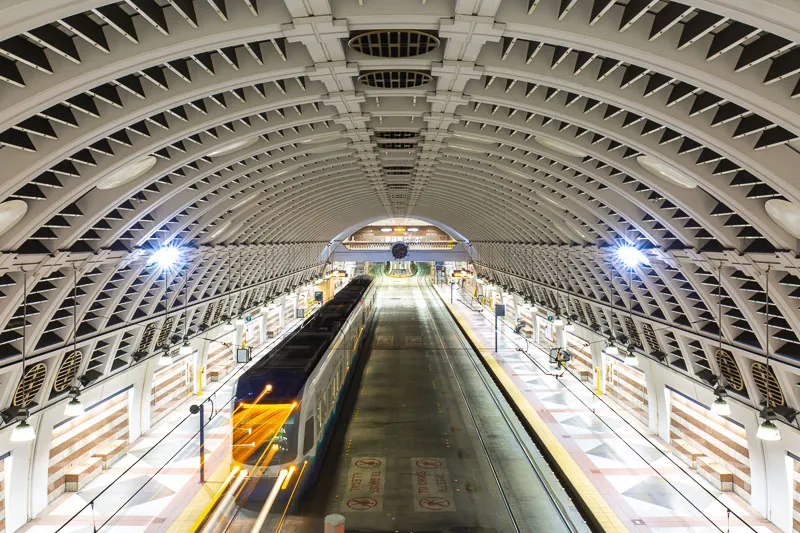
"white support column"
132,361,154,438
748,416,776,524
278,296,286,330
259,309,268,344
6,437,32,531
28,408,60,518
232,324,244,361
590,342,607,394
644,362,668,438
555,324,567,349
192,336,209,395
533,314,541,345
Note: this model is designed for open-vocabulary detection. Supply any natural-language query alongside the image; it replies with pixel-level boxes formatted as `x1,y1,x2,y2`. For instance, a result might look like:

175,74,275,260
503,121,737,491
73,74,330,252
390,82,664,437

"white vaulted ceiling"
0,0,800,421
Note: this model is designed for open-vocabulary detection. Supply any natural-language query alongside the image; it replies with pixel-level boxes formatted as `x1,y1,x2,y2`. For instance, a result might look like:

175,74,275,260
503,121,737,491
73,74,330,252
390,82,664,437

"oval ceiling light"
301,132,342,144
307,142,350,154
96,155,157,190
0,200,28,238
534,136,588,158
450,132,495,144
232,194,258,210
207,137,259,157
202,220,232,243
637,155,697,189
765,199,800,239
449,144,485,153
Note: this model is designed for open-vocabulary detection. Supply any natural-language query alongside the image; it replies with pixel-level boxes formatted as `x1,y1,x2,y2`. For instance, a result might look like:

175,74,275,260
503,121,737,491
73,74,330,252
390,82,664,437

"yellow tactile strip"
443,300,629,533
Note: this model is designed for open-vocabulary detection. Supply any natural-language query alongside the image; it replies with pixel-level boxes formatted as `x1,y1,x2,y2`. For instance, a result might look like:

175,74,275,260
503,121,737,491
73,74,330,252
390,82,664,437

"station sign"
495,304,506,317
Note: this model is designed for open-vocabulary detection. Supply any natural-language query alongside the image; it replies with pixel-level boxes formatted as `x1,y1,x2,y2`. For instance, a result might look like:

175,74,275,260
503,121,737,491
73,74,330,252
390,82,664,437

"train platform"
434,282,779,533
19,317,305,533
247,273,590,532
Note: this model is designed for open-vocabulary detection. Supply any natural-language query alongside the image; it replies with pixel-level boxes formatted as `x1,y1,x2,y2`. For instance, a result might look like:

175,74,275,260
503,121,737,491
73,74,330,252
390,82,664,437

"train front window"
232,402,296,466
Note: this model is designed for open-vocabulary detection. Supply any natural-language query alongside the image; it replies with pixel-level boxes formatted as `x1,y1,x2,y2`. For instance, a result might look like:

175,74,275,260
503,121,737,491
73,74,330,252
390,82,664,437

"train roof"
235,276,373,403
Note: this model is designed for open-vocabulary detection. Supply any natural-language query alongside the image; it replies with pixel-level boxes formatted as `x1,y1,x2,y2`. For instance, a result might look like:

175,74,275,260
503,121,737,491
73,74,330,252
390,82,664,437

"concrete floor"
265,274,589,533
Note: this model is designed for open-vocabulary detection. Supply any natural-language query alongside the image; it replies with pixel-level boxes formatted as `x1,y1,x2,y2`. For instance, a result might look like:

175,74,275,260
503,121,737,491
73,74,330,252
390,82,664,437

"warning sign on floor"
376,336,394,347
406,335,423,346
411,457,455,512
342,456,385,512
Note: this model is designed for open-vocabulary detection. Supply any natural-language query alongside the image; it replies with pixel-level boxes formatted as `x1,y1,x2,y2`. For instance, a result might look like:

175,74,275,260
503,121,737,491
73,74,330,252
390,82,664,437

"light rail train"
232,276,377,490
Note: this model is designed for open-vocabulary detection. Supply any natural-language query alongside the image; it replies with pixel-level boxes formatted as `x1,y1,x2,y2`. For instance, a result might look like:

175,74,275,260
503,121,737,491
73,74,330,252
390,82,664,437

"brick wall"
606,361,649,425
151,358,192,425
670,392,751,501
47,391,130,502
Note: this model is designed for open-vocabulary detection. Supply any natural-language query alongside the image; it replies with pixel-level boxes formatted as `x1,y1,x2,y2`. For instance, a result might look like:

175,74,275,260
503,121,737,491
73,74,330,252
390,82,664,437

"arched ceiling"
1,0,800,421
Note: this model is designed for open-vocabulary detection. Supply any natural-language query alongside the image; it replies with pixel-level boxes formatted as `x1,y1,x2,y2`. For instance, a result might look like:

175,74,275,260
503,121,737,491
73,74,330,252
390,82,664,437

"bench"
92,439,127,470
697,456,734,491
207,370,220,382
266,328,279,338
520,327,533,338
579,370,592,382
672,438,705,469
65,457,103,492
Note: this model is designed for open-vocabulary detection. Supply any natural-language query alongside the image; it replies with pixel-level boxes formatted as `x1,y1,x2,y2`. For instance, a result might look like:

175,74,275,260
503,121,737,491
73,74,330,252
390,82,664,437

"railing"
444,282,759,533
343,240,457,250
52,318,307,532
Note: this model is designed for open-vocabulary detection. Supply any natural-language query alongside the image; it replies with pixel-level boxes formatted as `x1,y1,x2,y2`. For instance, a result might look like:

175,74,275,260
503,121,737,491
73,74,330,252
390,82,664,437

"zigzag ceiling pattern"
0,0,799,418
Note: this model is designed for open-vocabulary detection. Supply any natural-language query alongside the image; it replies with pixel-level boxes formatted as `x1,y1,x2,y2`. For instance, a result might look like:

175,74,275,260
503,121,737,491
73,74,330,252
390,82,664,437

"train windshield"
232,402,297,467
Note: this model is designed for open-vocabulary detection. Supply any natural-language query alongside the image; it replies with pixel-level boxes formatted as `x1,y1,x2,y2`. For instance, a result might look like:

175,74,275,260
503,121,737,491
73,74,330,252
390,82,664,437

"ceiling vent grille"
348,30,440,58
751,361,785,407
379,142,417,150
13,363,47,407
53,350,82,393
716,348,746,393
358,70,432,89
375,131,419,139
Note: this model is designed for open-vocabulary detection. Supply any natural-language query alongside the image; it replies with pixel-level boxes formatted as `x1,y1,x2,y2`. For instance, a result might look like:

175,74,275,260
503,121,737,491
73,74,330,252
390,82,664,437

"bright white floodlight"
617,245,647,268
150,246,181,270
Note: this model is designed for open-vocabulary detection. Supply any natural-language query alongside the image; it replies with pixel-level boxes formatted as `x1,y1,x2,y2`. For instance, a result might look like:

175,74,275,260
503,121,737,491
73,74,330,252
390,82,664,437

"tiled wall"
151,358,192,425
47,391,130,502
606,360,649,425
566,334,593,372
283,300,296,323
206,335,234,376
670,392,751,501
244,321,261,348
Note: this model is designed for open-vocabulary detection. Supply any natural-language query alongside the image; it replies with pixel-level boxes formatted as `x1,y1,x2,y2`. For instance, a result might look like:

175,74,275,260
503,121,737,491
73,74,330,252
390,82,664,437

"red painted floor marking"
354,458,382,468
419,497,450,510
415,459,442,469
346,497,378,510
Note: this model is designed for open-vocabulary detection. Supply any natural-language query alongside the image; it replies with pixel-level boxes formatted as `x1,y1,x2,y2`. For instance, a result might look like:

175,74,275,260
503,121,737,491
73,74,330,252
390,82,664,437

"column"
192,337,209,395
747,415,774,522
28,408,61,517
131,361,153,437
6,436,32,530
590,341,607,394
259,308,268,344
278,296,286,330
533,314,541,345
232,323,244,361
556,325,567,349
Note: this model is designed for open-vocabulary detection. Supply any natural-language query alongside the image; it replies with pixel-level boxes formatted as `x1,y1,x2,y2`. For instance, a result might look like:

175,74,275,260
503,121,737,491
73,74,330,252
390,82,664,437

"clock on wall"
391,242,409,259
